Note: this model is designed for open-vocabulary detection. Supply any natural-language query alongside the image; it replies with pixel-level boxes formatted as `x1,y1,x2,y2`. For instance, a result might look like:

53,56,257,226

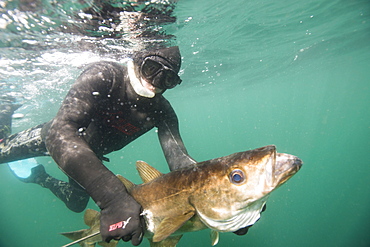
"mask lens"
163,71,182,89
141,57,182,89
141,59,162,79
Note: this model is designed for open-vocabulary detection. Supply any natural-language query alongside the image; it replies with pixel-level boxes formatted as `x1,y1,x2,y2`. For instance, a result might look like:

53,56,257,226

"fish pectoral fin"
149,235,183,247
210,230,220,246
84,208,100,227
117,174,135,192
136,160,163,183
153,211,195,242
60,229,87,241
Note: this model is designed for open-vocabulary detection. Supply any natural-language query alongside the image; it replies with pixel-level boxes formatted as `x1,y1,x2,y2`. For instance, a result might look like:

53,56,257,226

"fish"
61,145,302,247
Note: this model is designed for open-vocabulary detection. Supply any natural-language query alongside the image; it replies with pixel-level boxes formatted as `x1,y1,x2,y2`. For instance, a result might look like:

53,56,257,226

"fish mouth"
269,152,302,189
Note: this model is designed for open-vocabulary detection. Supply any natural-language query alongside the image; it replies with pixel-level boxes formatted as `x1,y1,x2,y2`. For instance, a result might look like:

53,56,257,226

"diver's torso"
82,65,167,155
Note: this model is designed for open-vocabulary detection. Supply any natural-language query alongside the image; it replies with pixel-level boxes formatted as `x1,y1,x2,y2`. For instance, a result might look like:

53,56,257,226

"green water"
0,0,369,246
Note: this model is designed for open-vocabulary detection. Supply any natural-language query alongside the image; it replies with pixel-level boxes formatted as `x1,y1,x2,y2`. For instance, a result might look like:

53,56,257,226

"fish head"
191,145,302,232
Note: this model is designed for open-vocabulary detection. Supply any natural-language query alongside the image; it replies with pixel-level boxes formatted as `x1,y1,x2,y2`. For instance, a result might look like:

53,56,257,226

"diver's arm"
45,62,121,193
157,99,196,171
44,62,143,245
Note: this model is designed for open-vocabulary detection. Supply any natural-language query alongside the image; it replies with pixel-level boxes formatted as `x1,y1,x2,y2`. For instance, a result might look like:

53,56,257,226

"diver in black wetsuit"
1,45,256,245
0,46,196,245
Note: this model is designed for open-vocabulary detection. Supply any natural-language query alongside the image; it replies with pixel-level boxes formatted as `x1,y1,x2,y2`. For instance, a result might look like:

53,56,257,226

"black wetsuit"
1,61,195,170
44,60,195,177
49,61,195,243
0,60,196,243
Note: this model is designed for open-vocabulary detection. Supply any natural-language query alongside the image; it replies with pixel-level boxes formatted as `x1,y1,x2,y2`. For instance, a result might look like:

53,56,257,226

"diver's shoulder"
84,61,125,72
78,61,127,82
156,94,176,113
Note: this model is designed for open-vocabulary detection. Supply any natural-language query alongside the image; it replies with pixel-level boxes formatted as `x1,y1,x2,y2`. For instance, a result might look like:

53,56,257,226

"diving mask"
141,56,182,89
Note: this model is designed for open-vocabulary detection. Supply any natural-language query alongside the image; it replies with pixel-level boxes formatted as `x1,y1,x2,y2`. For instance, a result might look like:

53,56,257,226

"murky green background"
0,0,369,246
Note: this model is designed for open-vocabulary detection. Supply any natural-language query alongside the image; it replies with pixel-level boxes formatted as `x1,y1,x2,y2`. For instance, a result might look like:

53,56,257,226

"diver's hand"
233,204,267,236
100,194,144,245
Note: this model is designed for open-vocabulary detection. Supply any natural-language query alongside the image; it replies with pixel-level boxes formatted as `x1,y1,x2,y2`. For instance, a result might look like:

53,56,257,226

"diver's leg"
0,100,89,212
21,164,90,213
0,97,21,140
0,124,49,164
42,175,90,213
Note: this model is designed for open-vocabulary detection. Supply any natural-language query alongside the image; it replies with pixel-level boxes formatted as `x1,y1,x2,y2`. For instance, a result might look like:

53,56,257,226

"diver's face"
140,56,182,91
140,77,164,95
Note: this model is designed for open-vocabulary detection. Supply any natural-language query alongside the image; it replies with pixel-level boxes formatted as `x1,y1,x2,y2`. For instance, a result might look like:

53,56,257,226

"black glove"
233,225,251,236
233,204,267,236
85,172,144,245
100,194,144,245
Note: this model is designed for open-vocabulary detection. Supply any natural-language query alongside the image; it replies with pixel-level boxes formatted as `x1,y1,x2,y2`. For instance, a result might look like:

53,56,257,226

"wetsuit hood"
133,46,181,73
129,46,182,97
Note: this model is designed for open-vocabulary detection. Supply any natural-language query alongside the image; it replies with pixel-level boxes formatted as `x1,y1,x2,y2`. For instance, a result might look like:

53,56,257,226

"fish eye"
229,169,245,185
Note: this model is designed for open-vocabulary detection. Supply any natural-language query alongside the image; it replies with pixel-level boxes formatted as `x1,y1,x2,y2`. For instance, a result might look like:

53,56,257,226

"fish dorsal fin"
116,174,135,192
153,211,195,242
149,235,183,247
210,230,219,246
136,160,163,183
84,209,100,227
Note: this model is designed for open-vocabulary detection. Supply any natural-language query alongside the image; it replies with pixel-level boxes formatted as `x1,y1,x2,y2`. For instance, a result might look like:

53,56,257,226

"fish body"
62,145,302,247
